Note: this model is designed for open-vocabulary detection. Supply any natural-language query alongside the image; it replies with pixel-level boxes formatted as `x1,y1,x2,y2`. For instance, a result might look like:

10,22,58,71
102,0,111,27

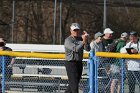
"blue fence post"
94,55,98,93
1,56,5,93
121,58,125,93
89,50,95,93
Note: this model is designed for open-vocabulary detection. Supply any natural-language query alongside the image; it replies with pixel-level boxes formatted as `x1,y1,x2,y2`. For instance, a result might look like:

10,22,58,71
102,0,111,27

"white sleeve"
120,42,131,53
138,41,140,53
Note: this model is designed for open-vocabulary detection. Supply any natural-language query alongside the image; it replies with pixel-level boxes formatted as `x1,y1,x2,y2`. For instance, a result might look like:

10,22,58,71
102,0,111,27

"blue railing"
1,56,5,93
89,50,95,93
88,51,125,93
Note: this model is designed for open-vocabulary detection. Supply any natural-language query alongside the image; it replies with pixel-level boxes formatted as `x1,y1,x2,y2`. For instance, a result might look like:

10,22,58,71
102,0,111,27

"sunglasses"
73,29,80,31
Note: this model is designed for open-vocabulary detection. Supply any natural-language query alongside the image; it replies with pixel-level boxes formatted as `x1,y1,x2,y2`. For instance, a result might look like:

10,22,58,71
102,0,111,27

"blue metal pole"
94,56,98,93
121,58,125,93
2,56,5,93
89,51,95,93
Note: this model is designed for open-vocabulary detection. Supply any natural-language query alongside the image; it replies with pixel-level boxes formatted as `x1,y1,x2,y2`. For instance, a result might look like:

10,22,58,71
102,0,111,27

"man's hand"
7,64,13,68
82,31,89,44
131,49,138,54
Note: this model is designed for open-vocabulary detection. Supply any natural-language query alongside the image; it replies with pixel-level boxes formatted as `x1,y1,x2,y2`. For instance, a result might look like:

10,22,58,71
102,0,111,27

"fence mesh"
95,56,140,93
0,56,88,93
2,51,140,93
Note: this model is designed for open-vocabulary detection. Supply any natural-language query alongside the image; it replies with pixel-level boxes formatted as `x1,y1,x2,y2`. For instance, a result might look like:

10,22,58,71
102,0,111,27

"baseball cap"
121,32,128,38
129,31,137,36
104,28,114,34
94,32,104,39
70,23,80,31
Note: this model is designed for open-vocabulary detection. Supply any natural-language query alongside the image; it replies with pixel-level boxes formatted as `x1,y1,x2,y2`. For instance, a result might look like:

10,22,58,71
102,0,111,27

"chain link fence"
2,51,140,93
0,56,88,93
92,52,140,93
97,58,122,93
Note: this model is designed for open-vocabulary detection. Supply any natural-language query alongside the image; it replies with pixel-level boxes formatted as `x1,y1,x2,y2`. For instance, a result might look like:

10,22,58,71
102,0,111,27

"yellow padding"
0,51,89,59
96,52,140,59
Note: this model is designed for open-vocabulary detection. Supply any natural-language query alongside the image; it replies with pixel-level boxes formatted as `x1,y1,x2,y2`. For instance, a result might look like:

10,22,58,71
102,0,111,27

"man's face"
129,35,138,43
122,37,128,41
105,33,113,39
96,37,103,43
71,29,80,37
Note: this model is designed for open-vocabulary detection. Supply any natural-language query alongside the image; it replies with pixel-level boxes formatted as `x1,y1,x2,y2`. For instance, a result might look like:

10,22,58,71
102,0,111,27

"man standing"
64,23,90,93
100,28,114,92
102,28,114,52
110,32,128,93
120,31,140,93
90,32,104,52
